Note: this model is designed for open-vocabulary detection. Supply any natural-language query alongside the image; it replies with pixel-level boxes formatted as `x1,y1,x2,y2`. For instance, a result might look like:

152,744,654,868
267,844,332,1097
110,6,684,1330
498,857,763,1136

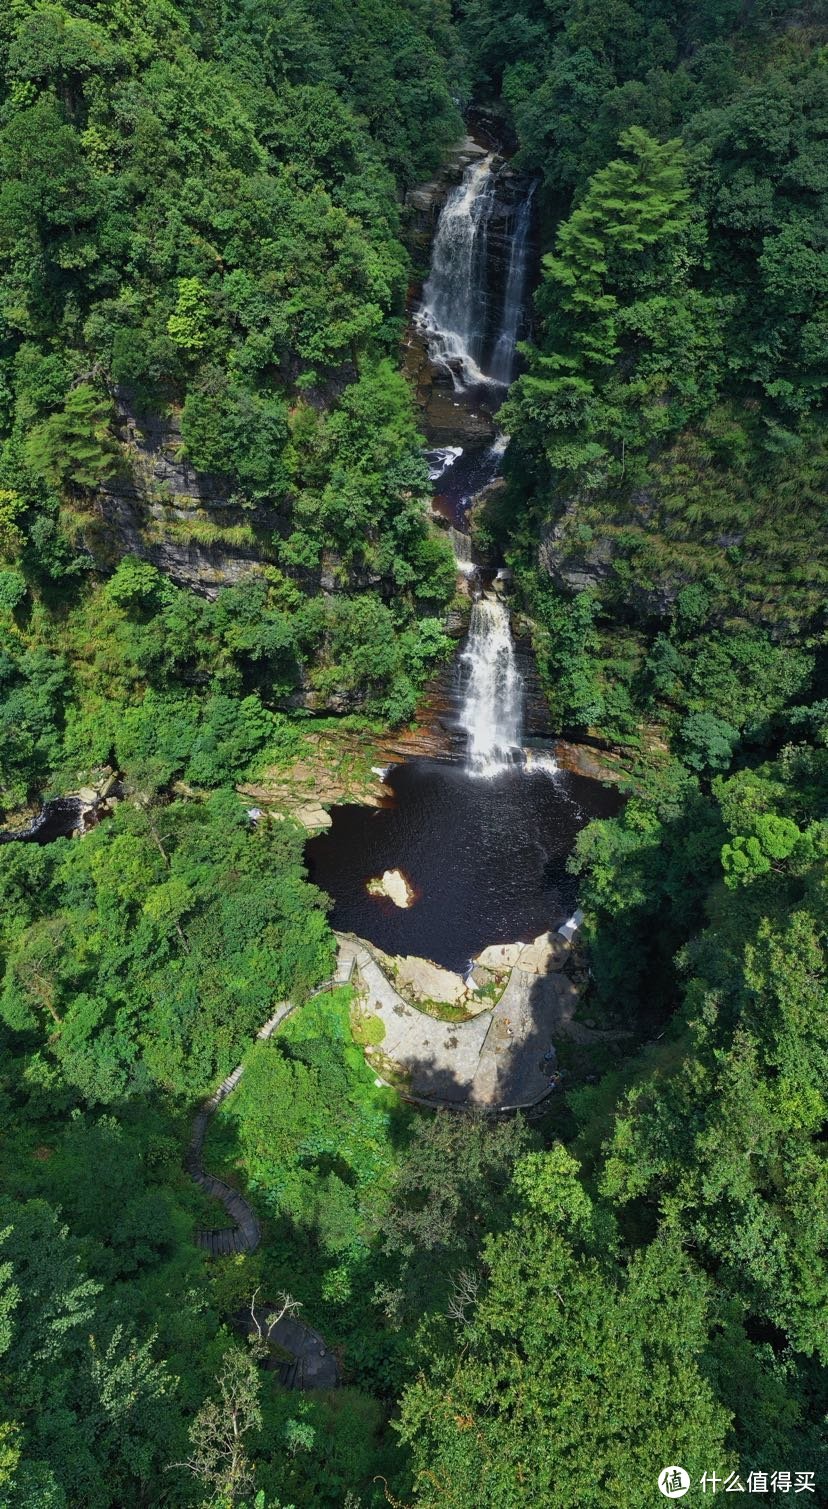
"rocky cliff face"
403,134,490,258
95,405,280,598
538,495,696,619
538,507,618,598
95,400,385,611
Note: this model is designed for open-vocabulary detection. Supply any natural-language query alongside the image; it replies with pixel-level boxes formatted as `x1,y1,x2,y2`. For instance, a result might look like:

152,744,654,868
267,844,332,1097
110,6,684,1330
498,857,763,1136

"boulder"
475,941,523,970
295,806,332,831
395,955,468,1005
516,933,570,975
367,868,414,909
469,965,496,990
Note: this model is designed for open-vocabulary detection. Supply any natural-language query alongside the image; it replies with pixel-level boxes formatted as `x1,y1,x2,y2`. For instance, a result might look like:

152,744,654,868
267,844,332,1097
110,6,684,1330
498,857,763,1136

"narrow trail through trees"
186,960,355,1256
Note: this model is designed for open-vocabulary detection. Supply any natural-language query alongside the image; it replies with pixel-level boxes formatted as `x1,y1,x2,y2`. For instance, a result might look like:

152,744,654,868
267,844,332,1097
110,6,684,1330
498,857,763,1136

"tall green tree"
25,385,117,492
398,1150,732,1507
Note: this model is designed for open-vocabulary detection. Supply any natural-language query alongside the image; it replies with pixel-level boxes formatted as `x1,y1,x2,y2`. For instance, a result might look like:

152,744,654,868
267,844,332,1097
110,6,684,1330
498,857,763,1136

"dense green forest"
0,1,826,1506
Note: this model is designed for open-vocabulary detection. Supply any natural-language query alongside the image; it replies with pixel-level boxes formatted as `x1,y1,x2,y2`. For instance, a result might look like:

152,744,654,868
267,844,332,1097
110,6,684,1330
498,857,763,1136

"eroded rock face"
515,932,569,975
474,930,571,975
538,511,617,598
402,336,496,445
552,739,627,783
537,494,690,617
95,405,282,598
403,135,489,255
469,964,496,989
367,868,415,908
89,405,410,714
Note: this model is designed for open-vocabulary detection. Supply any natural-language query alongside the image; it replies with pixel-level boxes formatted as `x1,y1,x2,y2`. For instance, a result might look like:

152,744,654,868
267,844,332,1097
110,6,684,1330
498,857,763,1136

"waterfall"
418,143,538,775
416,157,535,391
416,155,498,389
458,594,524,775
489,183,536,385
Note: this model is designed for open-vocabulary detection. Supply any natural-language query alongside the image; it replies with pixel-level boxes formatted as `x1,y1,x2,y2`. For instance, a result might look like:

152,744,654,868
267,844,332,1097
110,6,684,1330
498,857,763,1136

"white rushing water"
416,155,535,390
448,526,477,577
458,594,525,775
426,445,464,481
418,149,540,774
524,750,559,777
416,155,498,388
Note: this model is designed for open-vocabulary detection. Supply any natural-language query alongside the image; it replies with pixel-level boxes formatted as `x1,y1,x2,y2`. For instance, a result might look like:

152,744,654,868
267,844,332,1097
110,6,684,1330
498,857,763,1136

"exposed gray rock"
403,135,489,251
469,964,496,989
537,496,689,615
97,404,281,598
444,607,470,638
475,941,524,970
515,932,570,975
394,954,469,1004
538,512,616,597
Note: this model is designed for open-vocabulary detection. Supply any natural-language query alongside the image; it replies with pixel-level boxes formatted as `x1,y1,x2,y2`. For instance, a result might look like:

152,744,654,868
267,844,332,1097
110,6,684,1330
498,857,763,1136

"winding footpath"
185,961,356,1390
187,953,356,1257
186,1006,291,1256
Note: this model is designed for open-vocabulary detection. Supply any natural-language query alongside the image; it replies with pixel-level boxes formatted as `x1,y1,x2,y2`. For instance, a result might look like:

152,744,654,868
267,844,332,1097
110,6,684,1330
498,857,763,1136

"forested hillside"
490,0,827,745
0,0,461,809
0,1,826,1506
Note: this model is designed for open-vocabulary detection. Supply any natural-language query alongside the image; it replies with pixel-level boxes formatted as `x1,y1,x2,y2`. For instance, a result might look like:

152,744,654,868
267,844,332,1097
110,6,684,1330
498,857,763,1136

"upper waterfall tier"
416,155,497,388
415,156,536,391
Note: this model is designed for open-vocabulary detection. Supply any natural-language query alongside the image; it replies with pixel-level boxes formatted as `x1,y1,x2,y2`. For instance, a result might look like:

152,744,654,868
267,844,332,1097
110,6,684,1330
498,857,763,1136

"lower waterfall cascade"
458,594,525,775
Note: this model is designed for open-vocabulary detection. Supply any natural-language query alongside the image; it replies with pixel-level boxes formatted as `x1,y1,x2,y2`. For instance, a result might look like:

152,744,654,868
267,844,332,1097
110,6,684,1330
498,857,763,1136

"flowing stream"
307,136,621,969
490,181,536,384
416,149,539,773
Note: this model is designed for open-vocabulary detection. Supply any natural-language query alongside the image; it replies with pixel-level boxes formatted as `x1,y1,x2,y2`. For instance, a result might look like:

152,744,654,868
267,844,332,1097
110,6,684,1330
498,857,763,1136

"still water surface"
305,759,621,972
